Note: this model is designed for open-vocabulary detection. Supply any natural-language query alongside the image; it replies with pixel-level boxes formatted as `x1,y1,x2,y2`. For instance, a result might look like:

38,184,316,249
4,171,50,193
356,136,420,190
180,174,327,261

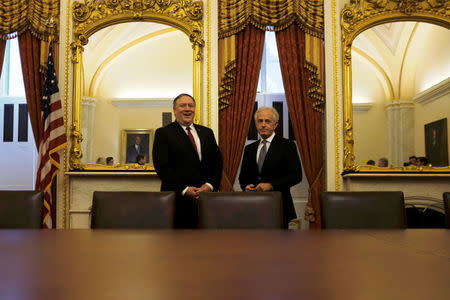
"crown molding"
414,77,450,104
385,99,415,109
110,98,172,107
352,102,373,112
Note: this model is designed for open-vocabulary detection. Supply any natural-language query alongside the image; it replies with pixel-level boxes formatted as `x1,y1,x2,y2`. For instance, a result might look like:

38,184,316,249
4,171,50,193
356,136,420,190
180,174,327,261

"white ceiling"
82,22,193,99
352,22,450,103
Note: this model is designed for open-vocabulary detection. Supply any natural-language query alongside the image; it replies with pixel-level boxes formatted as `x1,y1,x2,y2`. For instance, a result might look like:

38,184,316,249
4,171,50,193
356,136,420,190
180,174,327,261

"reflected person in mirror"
96,157,106,165
106,157,114,166
417,156,429,166
377,157,388,167
409,156,417,166
136,154,146,165
152,93,223,228
239,107,302,228
403,156,417,167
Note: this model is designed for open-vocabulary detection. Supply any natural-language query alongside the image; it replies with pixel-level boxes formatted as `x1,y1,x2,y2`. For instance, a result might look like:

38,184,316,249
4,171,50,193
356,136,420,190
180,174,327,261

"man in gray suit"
239,107,302,228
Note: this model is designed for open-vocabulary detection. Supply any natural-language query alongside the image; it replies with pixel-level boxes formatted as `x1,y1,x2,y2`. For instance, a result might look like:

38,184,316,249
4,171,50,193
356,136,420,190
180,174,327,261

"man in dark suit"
152,93,223,228
239,107,302,228
126,135,148,163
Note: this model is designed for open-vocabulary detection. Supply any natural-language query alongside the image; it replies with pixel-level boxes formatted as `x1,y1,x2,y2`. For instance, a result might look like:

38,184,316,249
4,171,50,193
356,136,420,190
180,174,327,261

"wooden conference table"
0,229,449,300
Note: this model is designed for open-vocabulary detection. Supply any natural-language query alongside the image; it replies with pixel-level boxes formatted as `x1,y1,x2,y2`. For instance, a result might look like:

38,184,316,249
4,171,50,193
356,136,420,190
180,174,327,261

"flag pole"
36,33,67,228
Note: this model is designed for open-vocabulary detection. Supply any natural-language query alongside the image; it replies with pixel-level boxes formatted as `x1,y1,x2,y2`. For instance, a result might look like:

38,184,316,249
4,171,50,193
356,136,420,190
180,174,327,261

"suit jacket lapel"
173,122,200,160
194,124,207,158
261,135,280,172
173,122,188,141
248,141,259,171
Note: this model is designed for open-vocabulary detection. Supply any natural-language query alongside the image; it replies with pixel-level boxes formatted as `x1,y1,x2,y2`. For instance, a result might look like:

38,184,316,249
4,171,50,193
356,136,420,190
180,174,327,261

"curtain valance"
219,0,323,39
0,0,60,40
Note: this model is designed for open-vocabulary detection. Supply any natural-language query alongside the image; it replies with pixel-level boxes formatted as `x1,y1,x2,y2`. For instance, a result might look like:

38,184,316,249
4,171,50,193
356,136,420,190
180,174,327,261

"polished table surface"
1,229,449,300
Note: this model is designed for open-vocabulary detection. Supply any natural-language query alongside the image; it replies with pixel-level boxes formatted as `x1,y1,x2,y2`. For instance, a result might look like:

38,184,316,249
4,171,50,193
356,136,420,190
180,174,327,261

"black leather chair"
320,191,406,229
91,191,176,229
0,190,44,229
198,192,283,229
444,192,450,229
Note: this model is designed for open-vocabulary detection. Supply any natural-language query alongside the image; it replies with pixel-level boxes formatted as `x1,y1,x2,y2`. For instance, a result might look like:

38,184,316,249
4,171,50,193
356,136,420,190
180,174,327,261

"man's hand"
198,184,212,193
245,184,257,191
255,183,273,192
185,186,200,200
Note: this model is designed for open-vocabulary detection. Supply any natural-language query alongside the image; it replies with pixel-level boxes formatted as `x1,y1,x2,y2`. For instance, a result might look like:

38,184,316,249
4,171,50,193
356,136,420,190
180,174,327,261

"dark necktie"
257,139,267,173
186,126,199,156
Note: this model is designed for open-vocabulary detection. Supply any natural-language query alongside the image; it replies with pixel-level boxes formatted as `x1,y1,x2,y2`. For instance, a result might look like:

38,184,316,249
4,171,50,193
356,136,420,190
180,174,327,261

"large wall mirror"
70,0,203,171
341,0,450,173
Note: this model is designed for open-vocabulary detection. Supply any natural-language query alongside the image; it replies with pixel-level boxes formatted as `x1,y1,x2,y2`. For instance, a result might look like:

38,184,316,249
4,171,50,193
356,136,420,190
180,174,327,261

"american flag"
35,40,67,228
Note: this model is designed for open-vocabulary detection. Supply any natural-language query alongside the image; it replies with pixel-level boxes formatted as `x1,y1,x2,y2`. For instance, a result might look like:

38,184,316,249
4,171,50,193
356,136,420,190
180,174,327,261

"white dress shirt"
180,123,202,160
256,132,275,164
179,123,213,194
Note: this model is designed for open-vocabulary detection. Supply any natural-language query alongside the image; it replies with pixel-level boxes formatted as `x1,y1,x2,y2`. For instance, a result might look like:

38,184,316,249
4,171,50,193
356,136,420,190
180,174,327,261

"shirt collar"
178,122,194,131
260,132,275,144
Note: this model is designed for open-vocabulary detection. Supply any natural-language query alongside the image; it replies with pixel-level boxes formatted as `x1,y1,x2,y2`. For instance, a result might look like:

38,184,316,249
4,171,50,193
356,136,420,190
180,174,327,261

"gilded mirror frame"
341,0,450,173
70,0,203,170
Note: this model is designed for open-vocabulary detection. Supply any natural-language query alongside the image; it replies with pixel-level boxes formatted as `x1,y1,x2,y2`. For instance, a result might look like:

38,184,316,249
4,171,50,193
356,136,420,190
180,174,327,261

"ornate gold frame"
341,0,450,173
70,0,203,170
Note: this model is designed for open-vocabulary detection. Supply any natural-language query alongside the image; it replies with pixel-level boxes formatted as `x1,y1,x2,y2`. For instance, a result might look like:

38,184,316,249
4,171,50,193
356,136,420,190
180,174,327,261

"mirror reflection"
80,22,193,166
352,22,450,168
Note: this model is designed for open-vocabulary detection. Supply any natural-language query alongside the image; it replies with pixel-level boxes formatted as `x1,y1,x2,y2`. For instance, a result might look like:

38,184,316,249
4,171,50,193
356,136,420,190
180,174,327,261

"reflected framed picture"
121,129,153,165
424,118,448,167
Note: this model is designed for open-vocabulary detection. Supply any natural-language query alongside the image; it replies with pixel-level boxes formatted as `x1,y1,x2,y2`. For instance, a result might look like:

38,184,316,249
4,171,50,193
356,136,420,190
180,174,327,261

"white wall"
352,54,388,165
414,92,450,159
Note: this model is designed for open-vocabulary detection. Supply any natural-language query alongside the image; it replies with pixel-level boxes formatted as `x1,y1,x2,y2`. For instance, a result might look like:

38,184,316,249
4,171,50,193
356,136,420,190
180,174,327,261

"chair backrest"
320,191,406,229
198,192,283,229
0,190,43,229
91,191,176,229
444,192,450,229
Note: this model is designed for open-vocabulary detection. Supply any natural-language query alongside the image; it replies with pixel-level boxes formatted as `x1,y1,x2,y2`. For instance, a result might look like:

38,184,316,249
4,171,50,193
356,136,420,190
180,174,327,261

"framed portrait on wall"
424,118,448,167
121,129,153,165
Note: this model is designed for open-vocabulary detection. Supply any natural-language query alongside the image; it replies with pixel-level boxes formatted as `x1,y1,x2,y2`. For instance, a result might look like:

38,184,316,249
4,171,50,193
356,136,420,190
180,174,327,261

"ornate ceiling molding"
341,0,449,66
72,0,203,48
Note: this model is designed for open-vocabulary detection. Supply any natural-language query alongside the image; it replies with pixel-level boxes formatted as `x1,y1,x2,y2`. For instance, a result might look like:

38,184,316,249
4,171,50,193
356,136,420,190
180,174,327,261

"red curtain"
0,39,6,76
18,30,44,148
219,25,265,191
19,31,60,228
276,24,324,229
